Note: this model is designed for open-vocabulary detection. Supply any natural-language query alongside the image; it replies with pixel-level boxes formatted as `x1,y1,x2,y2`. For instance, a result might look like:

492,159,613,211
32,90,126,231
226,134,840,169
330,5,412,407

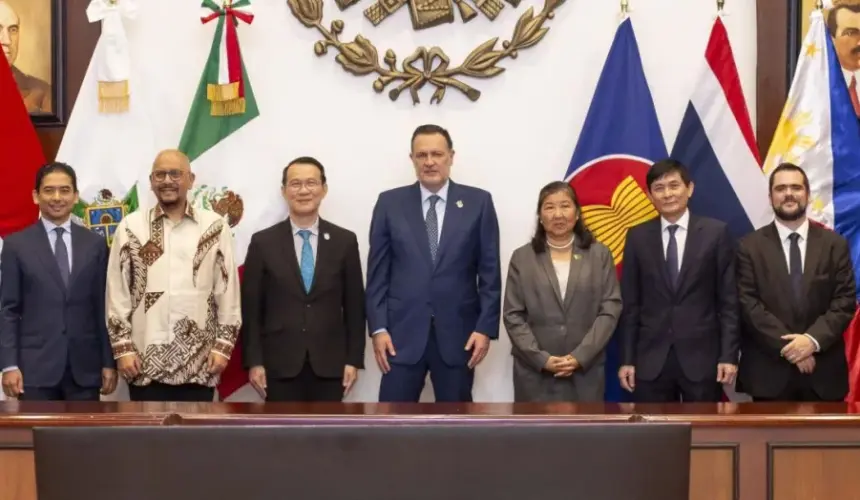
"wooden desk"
1,402,859,500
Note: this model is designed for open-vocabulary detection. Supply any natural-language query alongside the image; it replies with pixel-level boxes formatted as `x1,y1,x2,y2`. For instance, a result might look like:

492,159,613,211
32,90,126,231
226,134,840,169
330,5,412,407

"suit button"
306,304,311,308
302,328,306,332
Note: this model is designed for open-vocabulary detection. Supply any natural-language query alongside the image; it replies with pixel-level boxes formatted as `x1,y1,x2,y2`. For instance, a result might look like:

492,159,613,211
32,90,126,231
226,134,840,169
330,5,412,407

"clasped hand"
781,333,817,374
544,355,579,377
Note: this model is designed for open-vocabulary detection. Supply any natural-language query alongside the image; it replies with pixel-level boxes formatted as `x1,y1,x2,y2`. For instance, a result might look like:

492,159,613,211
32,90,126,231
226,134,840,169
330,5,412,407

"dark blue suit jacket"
0,221,113,388
366,180,502,366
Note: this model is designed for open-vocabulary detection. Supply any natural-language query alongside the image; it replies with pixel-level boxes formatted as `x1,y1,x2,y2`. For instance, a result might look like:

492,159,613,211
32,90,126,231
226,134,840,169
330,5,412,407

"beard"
773,199,807,221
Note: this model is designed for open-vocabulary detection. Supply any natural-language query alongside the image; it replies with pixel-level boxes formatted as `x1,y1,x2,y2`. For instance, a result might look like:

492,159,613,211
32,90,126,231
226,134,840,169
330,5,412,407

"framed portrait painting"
0,0,64,126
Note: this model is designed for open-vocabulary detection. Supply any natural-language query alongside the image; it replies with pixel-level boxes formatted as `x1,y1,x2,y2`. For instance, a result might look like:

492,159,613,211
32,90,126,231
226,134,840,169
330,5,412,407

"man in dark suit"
242,157,366,402
619,158,739,402
366,124,502,402
0,162,117,400
737,163,856,401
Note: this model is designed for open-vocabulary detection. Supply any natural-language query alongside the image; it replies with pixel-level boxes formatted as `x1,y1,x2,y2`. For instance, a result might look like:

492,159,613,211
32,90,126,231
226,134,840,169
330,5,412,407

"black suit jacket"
736,222,856,400
620,214,739,382
241,218,366,379
0,222,113,388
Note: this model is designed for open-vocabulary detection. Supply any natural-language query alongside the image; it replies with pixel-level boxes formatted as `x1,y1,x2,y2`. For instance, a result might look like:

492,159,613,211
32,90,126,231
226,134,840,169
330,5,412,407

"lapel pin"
323,233,330,240
574,254,581,260
456,200,463,208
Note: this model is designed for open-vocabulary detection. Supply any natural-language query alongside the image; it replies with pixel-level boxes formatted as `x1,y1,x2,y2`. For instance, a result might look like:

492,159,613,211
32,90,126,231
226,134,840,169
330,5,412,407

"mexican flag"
57,0,290,401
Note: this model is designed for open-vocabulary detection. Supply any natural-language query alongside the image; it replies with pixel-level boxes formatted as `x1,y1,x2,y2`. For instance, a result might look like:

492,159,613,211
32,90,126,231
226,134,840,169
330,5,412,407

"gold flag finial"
621,0,628,13
717,0,725,12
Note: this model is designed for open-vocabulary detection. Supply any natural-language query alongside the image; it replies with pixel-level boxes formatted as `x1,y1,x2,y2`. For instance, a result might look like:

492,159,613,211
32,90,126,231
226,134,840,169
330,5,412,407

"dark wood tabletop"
0,401,858,427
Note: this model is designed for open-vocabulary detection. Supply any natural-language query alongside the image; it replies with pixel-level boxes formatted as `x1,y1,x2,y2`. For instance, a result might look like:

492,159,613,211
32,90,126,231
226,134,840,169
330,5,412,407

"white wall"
57,0,758,403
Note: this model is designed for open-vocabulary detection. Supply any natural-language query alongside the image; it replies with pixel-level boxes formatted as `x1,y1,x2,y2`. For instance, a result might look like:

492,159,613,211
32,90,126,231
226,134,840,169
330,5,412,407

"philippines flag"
564,15,667,402
763,6,860,401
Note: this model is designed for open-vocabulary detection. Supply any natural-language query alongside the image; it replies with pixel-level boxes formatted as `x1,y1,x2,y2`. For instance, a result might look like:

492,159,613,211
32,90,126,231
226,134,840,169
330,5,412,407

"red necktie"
850,75,860,118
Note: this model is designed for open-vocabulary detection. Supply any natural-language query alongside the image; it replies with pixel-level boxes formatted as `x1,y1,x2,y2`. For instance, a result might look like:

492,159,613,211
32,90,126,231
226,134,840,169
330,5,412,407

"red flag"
845,309,860,402
0,52,45,238
216,264,247,399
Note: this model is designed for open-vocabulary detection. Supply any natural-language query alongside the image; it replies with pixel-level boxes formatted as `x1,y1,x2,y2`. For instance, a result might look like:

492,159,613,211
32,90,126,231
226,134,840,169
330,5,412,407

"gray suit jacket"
503,241,621,402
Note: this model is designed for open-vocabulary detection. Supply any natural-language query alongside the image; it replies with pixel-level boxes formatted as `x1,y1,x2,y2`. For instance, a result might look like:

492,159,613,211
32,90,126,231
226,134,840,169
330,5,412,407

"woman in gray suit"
503,181,621,402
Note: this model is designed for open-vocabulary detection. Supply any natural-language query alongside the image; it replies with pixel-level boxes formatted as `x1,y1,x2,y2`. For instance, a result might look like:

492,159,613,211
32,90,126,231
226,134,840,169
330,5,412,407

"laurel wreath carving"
287,0,565,103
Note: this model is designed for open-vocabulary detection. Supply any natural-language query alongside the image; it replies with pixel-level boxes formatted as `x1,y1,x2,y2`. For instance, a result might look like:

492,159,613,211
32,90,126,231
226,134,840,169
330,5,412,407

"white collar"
774,218,809,242
660,210,690,231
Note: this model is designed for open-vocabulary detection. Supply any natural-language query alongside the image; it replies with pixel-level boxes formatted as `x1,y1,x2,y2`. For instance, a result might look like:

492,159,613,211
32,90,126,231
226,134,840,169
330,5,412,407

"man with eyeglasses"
105,149,241,401
240,157,366,401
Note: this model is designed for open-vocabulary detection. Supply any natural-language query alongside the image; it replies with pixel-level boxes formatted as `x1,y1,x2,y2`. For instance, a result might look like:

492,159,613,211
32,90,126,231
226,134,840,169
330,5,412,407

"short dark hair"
768,162,810,193
411,124,453,150
645,158,691,192
281,156,327,186
531,181,594,253
828,5,860,37
35,162,78,192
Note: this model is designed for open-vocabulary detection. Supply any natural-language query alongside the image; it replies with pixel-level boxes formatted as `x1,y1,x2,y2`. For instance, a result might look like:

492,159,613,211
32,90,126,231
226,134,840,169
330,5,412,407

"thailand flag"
670,17,772,238
564,15,667,402
763,7,860,401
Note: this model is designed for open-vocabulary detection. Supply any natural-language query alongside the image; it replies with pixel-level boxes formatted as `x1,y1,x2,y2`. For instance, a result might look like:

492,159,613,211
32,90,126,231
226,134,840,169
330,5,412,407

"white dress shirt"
661,210,690,273
773,218,820,352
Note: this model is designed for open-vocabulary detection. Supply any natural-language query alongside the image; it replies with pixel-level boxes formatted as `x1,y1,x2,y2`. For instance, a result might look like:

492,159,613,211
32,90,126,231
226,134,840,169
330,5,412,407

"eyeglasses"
285,179,322,191
151,170,185,182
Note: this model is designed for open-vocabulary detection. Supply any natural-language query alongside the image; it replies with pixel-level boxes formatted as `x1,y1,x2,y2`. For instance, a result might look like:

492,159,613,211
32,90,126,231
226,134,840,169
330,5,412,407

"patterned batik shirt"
106,203,241,387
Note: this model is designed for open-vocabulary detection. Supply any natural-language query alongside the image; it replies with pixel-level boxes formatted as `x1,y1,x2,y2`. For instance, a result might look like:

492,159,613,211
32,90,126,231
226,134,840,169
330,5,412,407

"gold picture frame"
0,0,65,125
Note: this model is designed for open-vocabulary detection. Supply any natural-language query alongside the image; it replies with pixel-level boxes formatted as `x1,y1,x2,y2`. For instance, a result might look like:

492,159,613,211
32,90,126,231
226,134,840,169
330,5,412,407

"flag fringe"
98,80,129,114
210,98,246,116
207,82,241,102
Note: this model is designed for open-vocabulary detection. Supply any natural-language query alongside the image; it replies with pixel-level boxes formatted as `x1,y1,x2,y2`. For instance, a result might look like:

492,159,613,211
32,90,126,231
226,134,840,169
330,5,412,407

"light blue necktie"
426,195,440,262
297,229,314,293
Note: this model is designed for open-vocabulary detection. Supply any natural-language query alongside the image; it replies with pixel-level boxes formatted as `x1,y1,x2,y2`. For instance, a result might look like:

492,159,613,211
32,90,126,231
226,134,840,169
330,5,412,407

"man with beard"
736,163,856,401
618,158,739,402
105,149,241,401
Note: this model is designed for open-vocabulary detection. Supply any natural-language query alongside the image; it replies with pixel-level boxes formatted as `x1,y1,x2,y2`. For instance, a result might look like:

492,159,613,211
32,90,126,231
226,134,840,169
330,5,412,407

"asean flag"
563,16,668,402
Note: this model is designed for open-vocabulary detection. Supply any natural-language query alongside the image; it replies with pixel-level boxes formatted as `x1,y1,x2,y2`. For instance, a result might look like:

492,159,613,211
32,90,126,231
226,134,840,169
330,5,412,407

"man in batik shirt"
106,149,241,401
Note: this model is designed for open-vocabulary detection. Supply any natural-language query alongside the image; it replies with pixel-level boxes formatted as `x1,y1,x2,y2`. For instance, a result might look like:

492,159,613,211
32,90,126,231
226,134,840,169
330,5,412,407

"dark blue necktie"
297,229,314,293
789,232,802,301
54,227,70,289
426,195,440,262
666,224,679,288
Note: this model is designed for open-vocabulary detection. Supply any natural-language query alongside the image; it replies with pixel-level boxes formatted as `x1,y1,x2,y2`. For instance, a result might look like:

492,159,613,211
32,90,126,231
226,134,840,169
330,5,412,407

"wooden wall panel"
755,0,790,156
